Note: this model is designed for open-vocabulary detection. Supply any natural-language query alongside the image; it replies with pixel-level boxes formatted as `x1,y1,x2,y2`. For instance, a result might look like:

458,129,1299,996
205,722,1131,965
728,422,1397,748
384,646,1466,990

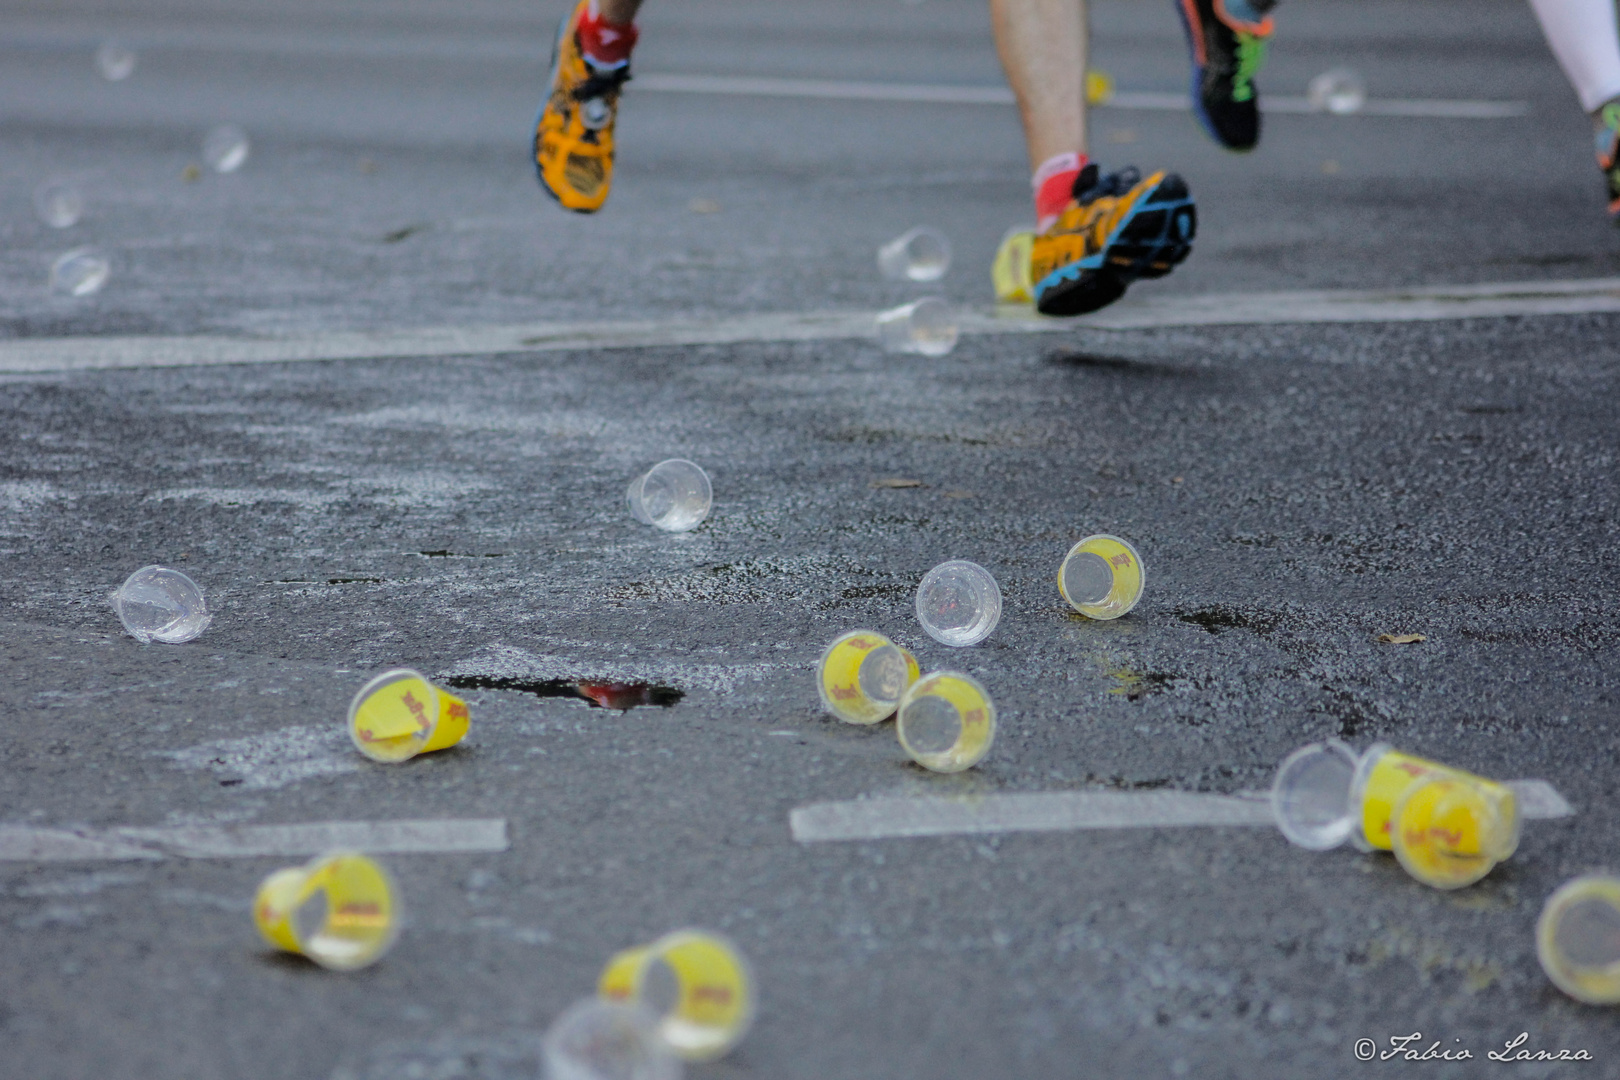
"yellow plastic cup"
599,929,754,1062
991,227,1035,305
1058,534,1145,620
1391,776,1517,890
253,852,398,970
816,631,920,725
1086,69,1114,105
1537,875,1620,1004
348,668,470,763
895,670,996,773
1350,744,1520,855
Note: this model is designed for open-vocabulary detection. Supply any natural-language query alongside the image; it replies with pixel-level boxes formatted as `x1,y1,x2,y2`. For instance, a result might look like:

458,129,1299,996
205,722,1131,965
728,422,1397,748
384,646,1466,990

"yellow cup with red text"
599,929,754,1061
253,852,398,970
348,668,470,763
817,630,920,725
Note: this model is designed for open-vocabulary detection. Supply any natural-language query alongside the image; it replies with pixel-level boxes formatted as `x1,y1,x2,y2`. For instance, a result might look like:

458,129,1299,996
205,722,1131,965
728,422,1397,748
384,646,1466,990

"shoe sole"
1034,175,1197,318
1173,0,1259,153
533,5,600,214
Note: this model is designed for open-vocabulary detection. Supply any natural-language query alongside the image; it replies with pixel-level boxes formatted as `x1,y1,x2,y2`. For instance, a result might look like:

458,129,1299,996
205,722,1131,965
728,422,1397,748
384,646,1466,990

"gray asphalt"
4,1,1620,1078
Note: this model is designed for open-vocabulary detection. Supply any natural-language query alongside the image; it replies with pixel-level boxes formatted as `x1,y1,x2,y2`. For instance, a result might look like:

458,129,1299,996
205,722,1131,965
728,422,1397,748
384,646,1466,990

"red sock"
578,0,638,68
1033,151,1088,232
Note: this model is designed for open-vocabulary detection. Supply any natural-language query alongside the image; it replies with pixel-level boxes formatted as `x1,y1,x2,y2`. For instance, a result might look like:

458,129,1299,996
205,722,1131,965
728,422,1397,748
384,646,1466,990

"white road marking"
0,818,508,861
635,73,1528,120
791,781,1573,843
5,277,1618,375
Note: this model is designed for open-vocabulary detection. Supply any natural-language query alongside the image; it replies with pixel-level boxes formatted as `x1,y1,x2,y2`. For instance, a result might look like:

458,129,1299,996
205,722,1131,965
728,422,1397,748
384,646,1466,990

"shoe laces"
1074,164,1141,206
1232,33,1268,98
574,62,631,104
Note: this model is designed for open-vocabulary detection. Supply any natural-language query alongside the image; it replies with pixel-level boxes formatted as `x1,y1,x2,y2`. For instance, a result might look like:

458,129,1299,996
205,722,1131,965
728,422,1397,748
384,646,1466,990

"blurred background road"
2,1,1619,1077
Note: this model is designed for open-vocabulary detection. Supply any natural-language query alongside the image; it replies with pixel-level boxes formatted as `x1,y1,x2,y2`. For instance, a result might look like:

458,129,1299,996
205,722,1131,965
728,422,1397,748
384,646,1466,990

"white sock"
1528,0,1620,113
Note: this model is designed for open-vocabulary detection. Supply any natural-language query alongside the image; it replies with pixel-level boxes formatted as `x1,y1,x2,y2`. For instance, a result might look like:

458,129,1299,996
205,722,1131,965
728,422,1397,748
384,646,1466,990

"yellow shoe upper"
1029,170,1164,285
536,0,627,213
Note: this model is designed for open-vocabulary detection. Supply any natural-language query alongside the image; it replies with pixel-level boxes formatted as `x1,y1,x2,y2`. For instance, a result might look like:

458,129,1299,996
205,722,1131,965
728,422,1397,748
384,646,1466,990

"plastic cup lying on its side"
95,40,136,81
348,669,471,763
817,630,920,725
203,123,250,173
544,998,682,1080
1307,67,1367,115
876,298,958,357
877,226,951,282
599,929,754,1062
50,247,110,297
896,670,996,773
1271,740,1521,889
1058,534,1144,620
628,459,712,532
915,559,1001,647
1537,875,1620,1005
991,225,1036,304
254,852,399,971
34,177,84,228
111,565,211,644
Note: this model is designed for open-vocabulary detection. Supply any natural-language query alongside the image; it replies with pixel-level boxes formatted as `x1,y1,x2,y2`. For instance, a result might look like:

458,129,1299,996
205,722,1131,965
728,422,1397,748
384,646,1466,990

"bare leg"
598,0,643,26
990,0,1088,171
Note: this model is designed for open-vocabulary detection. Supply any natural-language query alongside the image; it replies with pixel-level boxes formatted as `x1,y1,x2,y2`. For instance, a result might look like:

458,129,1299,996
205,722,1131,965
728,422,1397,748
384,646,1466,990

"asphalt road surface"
3,1,1620,1077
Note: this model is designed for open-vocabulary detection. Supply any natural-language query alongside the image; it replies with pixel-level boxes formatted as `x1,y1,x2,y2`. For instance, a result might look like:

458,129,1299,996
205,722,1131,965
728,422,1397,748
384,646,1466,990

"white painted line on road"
635,73,1528,120
0,818,508,862
5,277,1619,374
791,781,1573,843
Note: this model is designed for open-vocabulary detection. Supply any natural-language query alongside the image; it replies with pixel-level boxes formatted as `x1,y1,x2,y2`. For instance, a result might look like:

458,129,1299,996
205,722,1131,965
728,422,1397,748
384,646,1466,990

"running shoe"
1175,0,1273,152
1030,163,1196,317
535,0,630,213
1598,100,1620,225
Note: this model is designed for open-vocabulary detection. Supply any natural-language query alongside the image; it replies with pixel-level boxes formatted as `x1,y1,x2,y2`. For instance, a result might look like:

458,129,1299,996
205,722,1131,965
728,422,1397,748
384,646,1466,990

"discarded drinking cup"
1271,740,1520,889
254,852,398,970
817,630,921,725
348,668,471,763
599,929,754,1061
544,998,682,1080
1537,875,1620,1004
111,565,211,643
627,459,711,532
876,298,958,357
1058,534,1144,620
877,226,950,282
896,670,996,773
203,123,250,173
50,247,110,297
1307,67,1366,115
991,226,1035,304
916,559,1000,647
33,177,83,228
95,40,136,81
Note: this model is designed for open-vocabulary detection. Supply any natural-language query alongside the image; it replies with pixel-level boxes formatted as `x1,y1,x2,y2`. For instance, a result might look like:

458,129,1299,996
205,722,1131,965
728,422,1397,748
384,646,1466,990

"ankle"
579,0,638,68
1033,152,1088,232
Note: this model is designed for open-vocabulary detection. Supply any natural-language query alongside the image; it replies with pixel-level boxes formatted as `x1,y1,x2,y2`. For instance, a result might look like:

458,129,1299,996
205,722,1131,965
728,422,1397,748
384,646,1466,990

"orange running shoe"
534,0,633,213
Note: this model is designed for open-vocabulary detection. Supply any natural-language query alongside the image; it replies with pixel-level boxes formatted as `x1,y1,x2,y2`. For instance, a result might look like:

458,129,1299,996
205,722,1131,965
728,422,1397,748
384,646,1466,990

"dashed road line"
0,818,509,861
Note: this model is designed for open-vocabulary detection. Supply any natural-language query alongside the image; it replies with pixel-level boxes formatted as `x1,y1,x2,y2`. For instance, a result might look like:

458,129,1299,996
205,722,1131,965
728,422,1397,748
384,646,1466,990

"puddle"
442,675,683,711
411,550,505,559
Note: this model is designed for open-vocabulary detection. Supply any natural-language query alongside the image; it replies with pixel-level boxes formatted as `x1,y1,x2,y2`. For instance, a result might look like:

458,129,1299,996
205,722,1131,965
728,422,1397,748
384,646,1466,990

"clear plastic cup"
915,559,1001,647
111,565,211,643
203,123,250,173
599,929,754,1062
253,852,399,971
50,247,110,297
1057,534,1144,620
816,630,921,725
896,670,996,773
876,298,958,357
991,225,1035,305
95,40,136,81
348,668,471,763
1537,875,1620,1004
1307,67,1366,115
627,459,711,532
544,998,681,1080
33,178,84,228
1270,739,1360,850
877,226,950,282
1271,740,1521,889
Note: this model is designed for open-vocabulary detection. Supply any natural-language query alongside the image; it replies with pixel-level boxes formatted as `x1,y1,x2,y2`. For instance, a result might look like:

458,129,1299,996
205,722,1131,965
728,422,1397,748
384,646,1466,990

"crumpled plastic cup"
111,565,211,643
